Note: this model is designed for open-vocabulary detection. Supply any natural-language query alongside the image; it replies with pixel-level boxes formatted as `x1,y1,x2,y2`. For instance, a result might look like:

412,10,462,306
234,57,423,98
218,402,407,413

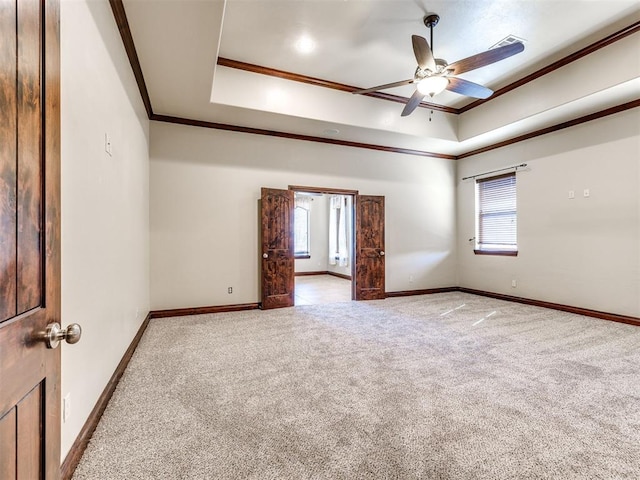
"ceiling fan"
353,14,525,117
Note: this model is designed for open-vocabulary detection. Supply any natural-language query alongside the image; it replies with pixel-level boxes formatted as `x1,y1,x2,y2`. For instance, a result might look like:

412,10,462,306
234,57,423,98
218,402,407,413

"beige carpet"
72,292,640,479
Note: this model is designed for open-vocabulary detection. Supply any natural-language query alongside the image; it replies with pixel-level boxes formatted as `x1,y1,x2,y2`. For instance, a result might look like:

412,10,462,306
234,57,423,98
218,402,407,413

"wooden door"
354,195,386,300
260,188,295,309
0,0,61,478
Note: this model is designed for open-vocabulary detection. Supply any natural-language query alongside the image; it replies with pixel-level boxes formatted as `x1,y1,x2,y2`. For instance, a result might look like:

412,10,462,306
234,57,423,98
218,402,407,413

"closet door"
0,0,64,478
354,195,385,300
260,188,295,309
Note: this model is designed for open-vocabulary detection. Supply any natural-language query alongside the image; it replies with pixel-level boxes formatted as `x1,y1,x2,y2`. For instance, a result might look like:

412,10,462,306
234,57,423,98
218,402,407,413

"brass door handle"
44,323,82,349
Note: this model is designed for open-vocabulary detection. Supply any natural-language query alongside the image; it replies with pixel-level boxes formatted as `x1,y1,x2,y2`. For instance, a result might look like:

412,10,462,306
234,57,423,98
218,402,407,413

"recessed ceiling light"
323,128,340,135
294,34,316,55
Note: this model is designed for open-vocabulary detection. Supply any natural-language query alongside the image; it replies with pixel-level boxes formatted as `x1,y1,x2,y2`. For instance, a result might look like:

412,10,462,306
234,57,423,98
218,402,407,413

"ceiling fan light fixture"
417,76,448,97
353,12,525,116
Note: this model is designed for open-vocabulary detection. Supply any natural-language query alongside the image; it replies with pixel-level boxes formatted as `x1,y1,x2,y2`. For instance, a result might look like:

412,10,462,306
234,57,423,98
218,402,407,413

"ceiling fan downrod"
423,14,440,60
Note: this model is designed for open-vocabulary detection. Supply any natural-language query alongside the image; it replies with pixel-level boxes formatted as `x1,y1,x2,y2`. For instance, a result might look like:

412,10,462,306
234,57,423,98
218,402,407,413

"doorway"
292,189,354,305
260,187,385,309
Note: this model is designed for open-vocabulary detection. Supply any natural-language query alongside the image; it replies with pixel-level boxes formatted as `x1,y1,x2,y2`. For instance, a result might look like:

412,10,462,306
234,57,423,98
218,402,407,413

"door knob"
43,322,82,349
380,251,385,256
263,253,268,258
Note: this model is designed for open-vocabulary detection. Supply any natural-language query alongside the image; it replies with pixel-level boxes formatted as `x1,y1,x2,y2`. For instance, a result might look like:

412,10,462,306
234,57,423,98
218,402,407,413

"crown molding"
150,114,456,159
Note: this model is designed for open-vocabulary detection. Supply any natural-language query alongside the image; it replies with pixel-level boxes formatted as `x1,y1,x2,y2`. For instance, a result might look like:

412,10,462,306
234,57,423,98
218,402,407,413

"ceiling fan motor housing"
435,58,448,72
417,59,448,77
423,14,440,28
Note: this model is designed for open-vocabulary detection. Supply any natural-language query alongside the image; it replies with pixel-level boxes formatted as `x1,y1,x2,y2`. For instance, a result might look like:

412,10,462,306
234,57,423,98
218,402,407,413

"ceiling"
122,0,640,157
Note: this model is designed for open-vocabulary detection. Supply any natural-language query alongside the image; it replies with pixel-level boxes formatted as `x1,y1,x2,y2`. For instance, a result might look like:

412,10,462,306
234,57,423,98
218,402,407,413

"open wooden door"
354,195,386,300
0,0,64,478
260,188,295,309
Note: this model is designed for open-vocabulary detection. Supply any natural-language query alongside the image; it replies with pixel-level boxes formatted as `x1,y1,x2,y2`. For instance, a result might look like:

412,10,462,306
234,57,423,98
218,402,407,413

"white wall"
457,109,640,317
150,121,457,310
60,0,150,460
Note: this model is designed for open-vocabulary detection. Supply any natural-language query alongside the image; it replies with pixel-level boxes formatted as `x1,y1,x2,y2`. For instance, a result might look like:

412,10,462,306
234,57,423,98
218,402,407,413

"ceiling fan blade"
446,42,524,76
352,79,415,95
446,77,493,99
412,35,436,72
401,89,426,116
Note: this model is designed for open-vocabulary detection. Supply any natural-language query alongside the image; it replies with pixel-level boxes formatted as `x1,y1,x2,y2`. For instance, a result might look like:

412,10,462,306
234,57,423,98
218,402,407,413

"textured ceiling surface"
218,0,636,107
123,0,640,155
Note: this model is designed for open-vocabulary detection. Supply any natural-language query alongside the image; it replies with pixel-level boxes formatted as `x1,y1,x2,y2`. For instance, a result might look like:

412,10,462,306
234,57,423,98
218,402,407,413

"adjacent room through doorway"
294,274,351,305
293,190,354,305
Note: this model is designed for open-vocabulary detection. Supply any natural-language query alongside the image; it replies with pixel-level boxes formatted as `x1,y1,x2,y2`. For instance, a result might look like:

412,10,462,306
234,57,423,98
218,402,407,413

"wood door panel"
0,383,45,480
0,409,17,478
0,312,47,416
358,199,384,249
0,0,18,321
356,258,384,300
17,0,43,314
0,359,46,480
354,195,385,300
264,198,290,248
261,188,294,309
265,253,292,294
0,0,61,478
17,383,43,479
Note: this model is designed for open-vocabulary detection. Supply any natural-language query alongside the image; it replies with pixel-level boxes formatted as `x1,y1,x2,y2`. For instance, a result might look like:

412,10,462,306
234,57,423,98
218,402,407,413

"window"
294,198,310,258
475,173,517,256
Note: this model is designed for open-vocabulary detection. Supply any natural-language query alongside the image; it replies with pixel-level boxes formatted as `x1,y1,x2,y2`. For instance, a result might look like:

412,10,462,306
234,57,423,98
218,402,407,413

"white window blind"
476,173,517,251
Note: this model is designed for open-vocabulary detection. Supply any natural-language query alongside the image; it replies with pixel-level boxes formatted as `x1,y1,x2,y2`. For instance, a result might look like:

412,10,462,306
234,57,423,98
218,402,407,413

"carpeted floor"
72,292,640,479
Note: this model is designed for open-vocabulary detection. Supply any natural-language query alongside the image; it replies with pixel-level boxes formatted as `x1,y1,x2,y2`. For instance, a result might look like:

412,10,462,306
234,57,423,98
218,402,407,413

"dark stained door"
0,0,62,478
354,195,386,300
261,188,295,309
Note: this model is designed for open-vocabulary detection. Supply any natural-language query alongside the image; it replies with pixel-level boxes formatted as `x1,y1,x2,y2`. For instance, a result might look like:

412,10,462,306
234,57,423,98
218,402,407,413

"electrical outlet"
511,280,517,288
63,393,71,423
409,275,414,283
228,287,233,294
583,189,590,198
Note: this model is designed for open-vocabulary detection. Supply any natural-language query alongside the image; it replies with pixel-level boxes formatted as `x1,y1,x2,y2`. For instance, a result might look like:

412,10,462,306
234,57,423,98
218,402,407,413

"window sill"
474,250,518,257
295,254,311,259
